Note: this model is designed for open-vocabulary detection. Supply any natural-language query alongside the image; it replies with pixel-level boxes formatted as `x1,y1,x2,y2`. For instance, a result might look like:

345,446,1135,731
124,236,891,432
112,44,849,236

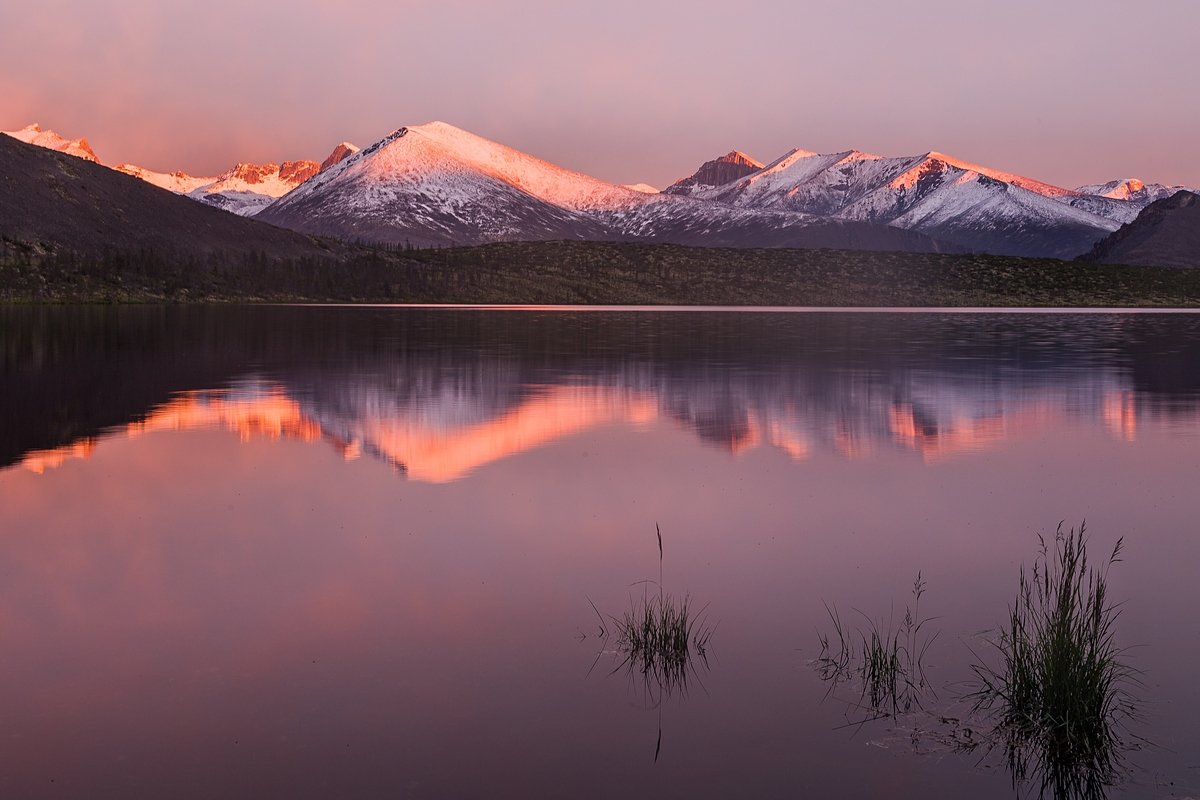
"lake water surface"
2,306,1199,798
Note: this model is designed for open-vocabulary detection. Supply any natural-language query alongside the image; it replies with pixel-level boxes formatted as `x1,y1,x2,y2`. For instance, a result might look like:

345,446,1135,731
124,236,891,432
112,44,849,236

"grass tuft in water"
588,524,715,705
817,573,939,718
970,522,1139,798
617,593,711,669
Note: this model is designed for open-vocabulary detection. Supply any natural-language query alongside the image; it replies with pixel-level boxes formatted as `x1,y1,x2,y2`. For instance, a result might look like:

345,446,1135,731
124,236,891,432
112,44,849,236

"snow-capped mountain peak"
1077,178,1146,199
408,120,649,210
2,122,101,163
912,151,1076,198
1064,178,1200,223
748,148,881,188
1075,177,1198,203
284,121,650,215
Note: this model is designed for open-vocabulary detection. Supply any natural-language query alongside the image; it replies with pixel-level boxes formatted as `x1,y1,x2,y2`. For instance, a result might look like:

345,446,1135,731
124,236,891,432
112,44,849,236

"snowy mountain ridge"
670,146,1132,257
115,146,354,216
4,119,1195,258
259,122,946,253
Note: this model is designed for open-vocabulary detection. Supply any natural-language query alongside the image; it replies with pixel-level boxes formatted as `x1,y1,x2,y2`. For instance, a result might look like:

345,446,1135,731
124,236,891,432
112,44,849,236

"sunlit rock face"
320,142,360,172
663,151,765,196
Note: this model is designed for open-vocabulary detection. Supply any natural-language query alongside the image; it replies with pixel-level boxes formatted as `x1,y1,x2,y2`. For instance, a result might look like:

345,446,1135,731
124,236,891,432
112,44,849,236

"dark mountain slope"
0,133,336,260
1083,191,1200,268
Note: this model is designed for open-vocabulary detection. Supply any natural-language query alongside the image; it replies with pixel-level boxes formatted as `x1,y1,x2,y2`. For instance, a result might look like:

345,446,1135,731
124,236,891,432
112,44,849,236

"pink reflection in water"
16,380,1197,483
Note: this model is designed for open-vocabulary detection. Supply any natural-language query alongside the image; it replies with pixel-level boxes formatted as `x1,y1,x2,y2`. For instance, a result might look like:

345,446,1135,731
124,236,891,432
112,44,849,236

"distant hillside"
0,133,336,260
1083,191,1200,268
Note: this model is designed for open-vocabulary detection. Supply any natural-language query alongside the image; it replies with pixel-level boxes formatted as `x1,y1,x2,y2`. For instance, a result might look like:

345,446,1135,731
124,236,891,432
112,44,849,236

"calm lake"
2,306,1198,798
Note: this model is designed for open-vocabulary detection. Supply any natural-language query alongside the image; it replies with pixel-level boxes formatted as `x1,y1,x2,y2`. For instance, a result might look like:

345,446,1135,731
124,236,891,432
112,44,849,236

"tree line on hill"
3,238,1200,307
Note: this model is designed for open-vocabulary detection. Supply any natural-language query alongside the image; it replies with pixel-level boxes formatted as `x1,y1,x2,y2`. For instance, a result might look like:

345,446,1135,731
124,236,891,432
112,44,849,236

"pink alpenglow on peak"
320,142,360,172
913,151,1076,199
216,160,320,190
1082,178,1148,200
116,142,360,216
1075,178,1198,205
2,123,100,163
184,160,319,216
394,121,651,210
256,120,656,244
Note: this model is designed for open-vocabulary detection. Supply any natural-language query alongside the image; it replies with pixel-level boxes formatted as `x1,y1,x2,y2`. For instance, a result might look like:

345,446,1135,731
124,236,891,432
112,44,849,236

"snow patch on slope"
115,164,215,194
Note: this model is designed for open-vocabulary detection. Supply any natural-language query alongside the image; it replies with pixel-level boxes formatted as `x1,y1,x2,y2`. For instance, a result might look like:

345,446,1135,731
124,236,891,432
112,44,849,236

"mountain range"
3,120,1198,261
257,122,944,253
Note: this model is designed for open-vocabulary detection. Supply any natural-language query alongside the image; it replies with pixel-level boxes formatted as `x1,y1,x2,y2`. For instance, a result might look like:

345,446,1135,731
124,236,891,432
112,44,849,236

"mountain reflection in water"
7,307,1200,482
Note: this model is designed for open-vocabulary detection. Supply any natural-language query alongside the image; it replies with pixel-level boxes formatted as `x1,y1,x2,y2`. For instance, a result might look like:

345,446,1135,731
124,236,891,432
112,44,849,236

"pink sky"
3,0,1198,189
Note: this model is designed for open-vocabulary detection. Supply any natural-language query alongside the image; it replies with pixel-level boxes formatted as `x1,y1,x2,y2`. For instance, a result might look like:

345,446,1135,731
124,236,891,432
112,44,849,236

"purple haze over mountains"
1,0,1198,189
